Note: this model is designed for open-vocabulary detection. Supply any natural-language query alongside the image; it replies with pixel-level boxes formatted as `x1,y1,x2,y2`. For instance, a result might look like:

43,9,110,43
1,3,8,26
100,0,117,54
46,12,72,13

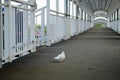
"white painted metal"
41,8,45,46
49,15,65,44
118,8,120,33
70,18,76,36
107,7,120,34
64,17,71,40
11,0,34,6
0,0,94,68
0,0,3,68
0,0,36,67
35,0,94,46
46,0,51,46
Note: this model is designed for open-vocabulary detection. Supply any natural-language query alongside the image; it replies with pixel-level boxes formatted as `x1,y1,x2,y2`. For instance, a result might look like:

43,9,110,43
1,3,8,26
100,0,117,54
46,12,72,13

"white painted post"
23,4,28,50
4,0,9,61
83,10,85,31
72,0,74,18
118,8,120,33
76,5,79,35
56,0,59,15
31,11,36,52
29,0,36,52
41,8,45,45
0,0,3,68
85,13,87,30
56,0,59,41
10,8,15,57
81,9,83,32
64,0,70,40
116,10,118,32
63,0,66,39
8,0,12,62
46,0,51,46
113,13,115,30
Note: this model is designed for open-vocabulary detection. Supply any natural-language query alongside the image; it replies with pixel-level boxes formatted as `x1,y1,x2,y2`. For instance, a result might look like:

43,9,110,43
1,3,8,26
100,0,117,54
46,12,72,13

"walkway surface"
1,27,120,80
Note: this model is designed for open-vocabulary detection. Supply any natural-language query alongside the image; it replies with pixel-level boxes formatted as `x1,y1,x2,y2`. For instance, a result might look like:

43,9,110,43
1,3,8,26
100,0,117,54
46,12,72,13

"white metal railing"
0,0,94,68
0,0,36,68
107,20,120,33
107,8,120,33
35,6,93,47
35,6,47,46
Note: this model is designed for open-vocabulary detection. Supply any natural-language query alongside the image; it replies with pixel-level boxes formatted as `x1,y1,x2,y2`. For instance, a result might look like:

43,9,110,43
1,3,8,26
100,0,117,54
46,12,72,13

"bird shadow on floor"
49,60,62,63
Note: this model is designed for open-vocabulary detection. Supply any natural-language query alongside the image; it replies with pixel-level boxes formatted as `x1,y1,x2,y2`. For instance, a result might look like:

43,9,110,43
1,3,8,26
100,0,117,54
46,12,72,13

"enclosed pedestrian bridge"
0,0,120,79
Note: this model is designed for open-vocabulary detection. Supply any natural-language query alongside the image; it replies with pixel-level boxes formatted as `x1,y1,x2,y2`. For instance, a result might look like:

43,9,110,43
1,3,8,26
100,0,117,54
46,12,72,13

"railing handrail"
35,6,47,12
11,0,35,6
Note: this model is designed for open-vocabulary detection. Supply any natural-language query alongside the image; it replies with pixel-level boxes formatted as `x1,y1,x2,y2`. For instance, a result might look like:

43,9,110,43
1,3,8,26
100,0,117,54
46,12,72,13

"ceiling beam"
87,0,96,12
106,0,113,12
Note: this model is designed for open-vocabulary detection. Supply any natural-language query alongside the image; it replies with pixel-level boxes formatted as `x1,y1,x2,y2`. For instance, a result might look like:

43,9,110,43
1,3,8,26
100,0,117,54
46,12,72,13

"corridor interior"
0,27,120,80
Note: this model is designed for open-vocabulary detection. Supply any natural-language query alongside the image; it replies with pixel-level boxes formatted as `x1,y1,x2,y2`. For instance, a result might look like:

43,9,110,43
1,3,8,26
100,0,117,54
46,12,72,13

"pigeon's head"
61,51,65,54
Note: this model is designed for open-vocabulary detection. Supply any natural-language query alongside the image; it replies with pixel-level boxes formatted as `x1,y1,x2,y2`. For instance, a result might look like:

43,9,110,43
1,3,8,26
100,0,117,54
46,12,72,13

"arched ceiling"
85,0,114,12
75,0,120,13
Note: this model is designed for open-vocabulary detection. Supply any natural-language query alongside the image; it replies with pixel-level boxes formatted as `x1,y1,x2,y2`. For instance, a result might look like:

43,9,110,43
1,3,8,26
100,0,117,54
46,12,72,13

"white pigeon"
54,51,65,62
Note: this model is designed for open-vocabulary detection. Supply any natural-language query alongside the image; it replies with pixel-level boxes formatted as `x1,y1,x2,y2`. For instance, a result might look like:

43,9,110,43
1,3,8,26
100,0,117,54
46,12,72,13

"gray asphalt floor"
0,27,120,80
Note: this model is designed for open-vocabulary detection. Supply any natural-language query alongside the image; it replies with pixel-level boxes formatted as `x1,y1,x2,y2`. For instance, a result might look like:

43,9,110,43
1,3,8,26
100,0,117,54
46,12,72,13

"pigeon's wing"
54,54,60,60
58,53,65,61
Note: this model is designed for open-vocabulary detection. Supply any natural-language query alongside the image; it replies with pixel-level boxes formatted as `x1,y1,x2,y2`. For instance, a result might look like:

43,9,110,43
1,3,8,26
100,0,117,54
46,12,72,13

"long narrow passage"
0,27,120,80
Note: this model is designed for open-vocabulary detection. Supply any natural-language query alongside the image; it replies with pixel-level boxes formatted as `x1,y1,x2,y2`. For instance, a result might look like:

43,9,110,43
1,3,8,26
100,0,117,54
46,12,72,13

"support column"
64,0,67,16
66,0,70,17
56,0,59,15
41,8,45,45
8,0,12,62
65,0,68,16
64,0,70,40
76,5,79,35
118,8,120,33
0,0,3,68
76,5,79,19
46,0,51,46
81,9,83,20
27,0,36,52
68,0,70,16
72,0,74,18
23,4,28,49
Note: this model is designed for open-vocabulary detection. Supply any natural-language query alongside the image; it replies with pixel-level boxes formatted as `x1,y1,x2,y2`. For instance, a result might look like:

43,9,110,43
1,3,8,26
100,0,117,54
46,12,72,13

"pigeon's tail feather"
54,55,59,60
